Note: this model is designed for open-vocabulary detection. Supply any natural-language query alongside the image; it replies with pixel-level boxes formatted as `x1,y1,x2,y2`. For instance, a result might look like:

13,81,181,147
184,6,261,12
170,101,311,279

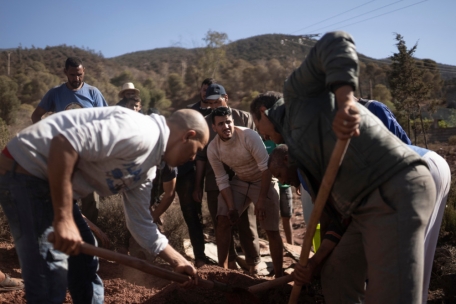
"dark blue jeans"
175,170,206,260
0,170,103,304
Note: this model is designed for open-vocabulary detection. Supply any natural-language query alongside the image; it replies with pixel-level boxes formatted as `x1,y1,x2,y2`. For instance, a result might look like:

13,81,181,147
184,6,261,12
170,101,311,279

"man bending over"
207,107,284,277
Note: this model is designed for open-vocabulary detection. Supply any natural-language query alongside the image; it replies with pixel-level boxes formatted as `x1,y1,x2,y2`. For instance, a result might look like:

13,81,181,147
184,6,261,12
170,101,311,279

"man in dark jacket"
251,31,435,303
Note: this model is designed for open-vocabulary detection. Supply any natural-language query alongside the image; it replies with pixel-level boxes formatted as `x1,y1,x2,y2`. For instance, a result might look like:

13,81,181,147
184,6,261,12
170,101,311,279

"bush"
95,194,189,253
0,119,10,149
439,120,448,128
441,176,456,237
448,135,456,145
442,205,456,236
95,195,131,251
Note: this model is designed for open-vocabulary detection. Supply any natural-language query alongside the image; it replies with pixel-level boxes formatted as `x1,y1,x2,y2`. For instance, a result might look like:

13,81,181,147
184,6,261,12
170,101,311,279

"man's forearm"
159,244,190,268
312,238,337,266
195,160,206,190
334,85,355,109
258,169,273,201
48,135,79,221
152,193,175,220
220,187,235,210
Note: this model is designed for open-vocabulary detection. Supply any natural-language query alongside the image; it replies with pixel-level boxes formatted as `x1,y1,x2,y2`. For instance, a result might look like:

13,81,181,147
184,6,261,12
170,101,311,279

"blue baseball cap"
205,84,226,100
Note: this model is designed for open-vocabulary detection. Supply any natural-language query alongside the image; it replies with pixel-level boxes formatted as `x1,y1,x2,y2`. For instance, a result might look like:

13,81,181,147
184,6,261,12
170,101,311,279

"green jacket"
270,31,424,218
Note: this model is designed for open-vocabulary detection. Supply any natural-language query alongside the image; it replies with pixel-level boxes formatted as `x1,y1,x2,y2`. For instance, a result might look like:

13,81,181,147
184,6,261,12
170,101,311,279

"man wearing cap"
194,83,261,272
0,107,208,303
116,82,140,108
186,78,214,117
31,57,108,225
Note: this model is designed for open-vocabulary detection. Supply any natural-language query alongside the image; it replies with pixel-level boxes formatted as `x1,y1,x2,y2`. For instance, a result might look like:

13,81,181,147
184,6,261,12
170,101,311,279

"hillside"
1,33,455,120
109,34,313,73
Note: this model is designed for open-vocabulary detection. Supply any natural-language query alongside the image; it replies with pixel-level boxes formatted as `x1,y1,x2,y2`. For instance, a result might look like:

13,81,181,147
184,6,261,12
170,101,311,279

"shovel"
48,233,259,303
288,138,350,303
240,139,351,297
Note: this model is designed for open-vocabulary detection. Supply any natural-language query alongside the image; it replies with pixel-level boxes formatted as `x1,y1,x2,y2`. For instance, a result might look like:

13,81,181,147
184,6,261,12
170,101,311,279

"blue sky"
1,0,455,66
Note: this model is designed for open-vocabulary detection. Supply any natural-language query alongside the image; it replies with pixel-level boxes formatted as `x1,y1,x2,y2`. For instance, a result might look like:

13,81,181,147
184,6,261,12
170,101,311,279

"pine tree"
388,34,433,147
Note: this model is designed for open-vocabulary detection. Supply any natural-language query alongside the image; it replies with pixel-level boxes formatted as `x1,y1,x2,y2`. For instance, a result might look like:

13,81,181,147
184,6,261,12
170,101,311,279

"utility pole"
7,52,11,76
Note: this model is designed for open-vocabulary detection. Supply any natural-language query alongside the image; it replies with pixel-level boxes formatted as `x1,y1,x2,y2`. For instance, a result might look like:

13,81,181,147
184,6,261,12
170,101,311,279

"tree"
166,73,186,102
110,71,134,87
388,34,434,147
198,30,229,79
372,84,393,109
149,88,171,116
0,76,21,124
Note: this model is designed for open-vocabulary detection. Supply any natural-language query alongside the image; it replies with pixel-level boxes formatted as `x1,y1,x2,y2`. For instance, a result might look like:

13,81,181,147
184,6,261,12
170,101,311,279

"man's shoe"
195,256,217,268
0,274,23,292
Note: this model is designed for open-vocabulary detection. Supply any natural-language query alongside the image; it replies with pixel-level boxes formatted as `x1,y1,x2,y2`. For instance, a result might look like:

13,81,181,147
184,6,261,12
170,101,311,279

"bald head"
163,109,209,167
167,109,209,142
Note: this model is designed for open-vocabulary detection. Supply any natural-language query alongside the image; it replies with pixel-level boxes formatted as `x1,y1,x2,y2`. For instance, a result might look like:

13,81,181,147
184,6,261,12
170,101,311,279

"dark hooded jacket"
268,31,425,218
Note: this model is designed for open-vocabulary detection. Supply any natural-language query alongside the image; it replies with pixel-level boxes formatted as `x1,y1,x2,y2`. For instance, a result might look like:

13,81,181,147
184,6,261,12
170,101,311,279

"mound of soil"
143,265,321,304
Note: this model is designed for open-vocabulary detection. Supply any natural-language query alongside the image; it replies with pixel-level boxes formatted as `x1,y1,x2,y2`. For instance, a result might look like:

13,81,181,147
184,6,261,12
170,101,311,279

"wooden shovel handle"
288,139,350,304
80,242,217,289
48,232,214,289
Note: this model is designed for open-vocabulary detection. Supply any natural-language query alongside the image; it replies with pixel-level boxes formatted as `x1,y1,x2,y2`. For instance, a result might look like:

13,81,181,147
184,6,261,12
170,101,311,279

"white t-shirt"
7,107,169,256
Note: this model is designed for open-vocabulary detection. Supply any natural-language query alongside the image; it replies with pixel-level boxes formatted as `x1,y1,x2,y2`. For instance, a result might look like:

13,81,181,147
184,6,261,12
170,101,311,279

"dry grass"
95,192,210,255
94,195,131,250
0,209,12,242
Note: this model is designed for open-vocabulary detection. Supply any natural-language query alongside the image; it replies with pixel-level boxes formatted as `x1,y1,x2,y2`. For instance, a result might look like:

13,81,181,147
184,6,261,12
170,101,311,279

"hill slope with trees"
1,32,456,124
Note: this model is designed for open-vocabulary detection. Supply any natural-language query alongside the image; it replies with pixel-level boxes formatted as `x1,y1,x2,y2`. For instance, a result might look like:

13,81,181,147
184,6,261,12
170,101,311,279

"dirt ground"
0,143,455,303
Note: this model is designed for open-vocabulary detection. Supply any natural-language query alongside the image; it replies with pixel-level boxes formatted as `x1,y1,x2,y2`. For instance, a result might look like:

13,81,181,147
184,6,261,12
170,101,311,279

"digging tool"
48,233,259,303
243,140,351,297
288,138,350,304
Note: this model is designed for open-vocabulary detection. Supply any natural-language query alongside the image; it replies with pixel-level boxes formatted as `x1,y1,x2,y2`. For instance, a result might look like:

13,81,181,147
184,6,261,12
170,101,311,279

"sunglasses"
212,106,231,116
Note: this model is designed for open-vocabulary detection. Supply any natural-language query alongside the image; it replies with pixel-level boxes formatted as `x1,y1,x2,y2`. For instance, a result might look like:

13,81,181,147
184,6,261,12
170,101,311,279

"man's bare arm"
332,85,360,139
220,187,235,210
159,244,198,285
255,169,273,221
31,106,47,124
48,134,82,255
192,159,206,202
151,179,176,221
294,238,337,285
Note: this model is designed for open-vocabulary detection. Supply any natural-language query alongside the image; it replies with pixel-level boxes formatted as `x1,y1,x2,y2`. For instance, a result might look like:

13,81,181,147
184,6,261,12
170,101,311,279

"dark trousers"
175,170,206,260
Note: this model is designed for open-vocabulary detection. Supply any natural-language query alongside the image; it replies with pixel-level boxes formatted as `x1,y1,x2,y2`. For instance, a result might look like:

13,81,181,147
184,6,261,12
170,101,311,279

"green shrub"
439,120,448,128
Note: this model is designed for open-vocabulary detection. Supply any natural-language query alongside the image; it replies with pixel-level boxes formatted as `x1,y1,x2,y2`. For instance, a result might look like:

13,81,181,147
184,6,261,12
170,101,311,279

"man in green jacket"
251,31,435,303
